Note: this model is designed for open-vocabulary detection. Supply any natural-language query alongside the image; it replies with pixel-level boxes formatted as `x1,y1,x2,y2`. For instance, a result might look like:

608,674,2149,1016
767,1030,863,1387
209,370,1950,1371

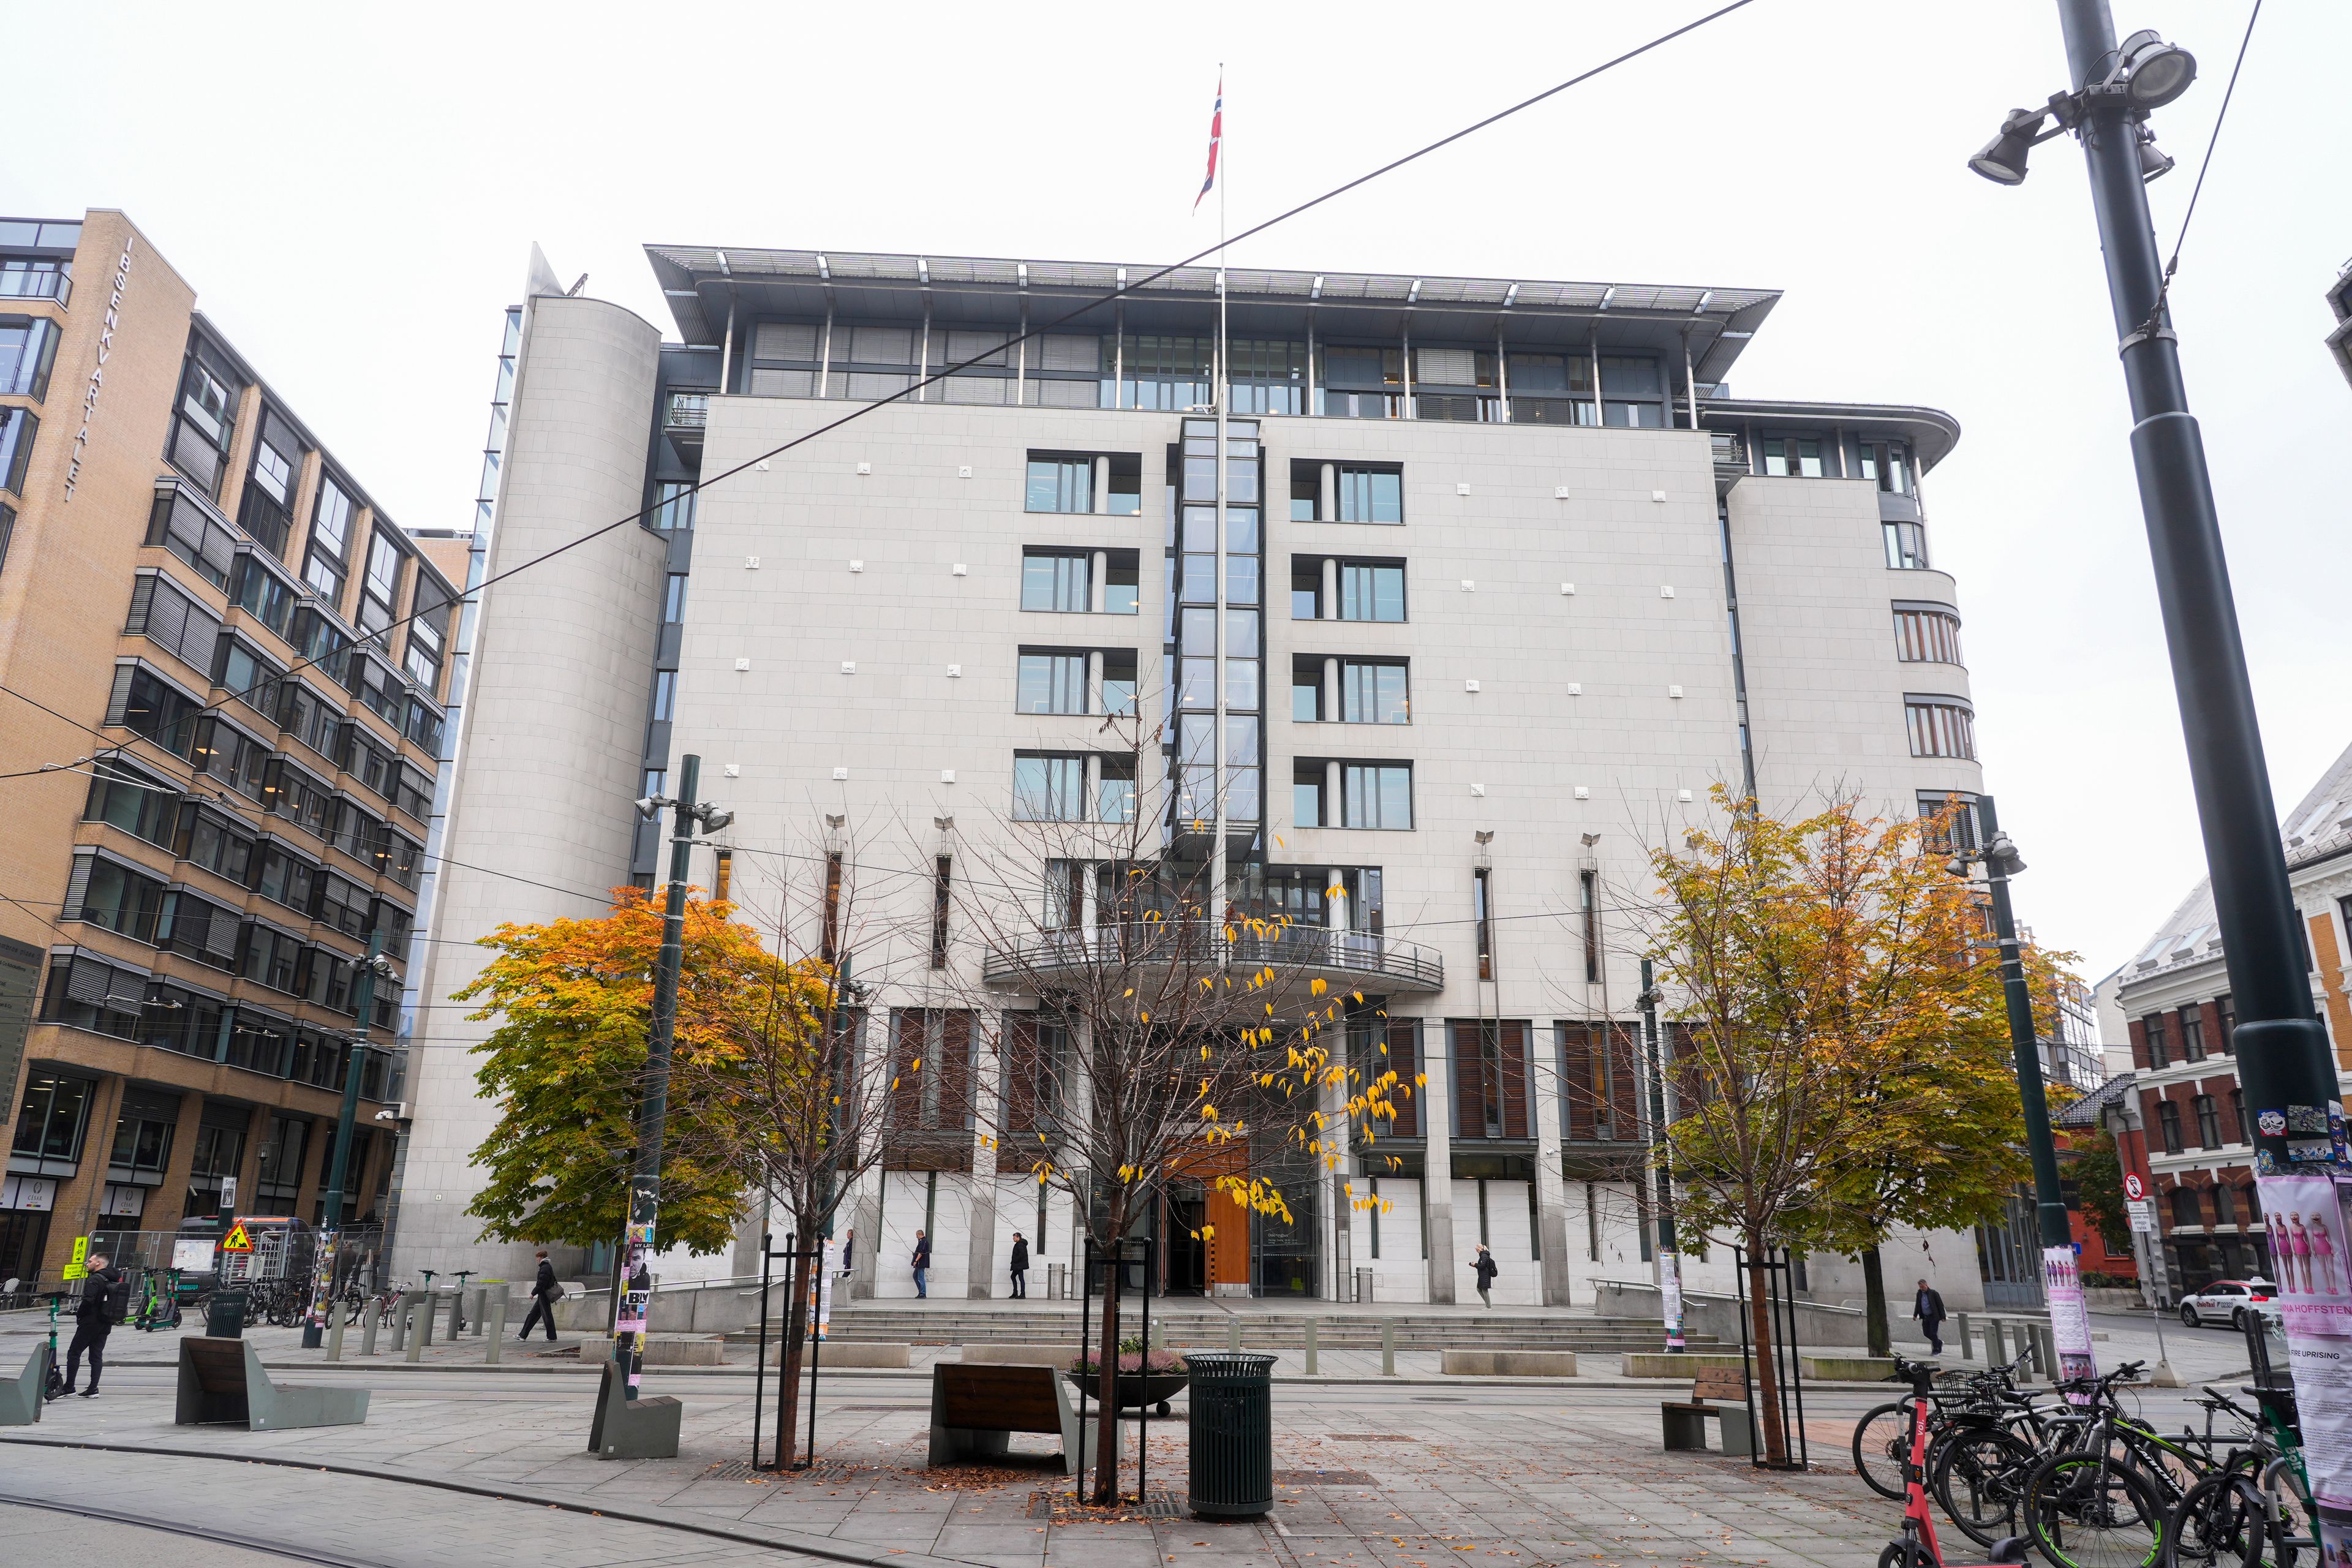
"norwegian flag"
1194,72,1223,211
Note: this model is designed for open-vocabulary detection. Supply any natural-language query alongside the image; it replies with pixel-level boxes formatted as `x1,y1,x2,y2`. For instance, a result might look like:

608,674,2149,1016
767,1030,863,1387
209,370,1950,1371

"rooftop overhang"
644,244,1781,385
1700,396,1964,473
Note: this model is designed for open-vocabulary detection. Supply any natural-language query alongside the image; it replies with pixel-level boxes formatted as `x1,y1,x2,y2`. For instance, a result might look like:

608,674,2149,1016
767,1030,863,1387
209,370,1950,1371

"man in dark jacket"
517,1248,562,1341
1913,1279,1947,1354
64,1254,124,1397
1009,1231,1029,1298
1471,1244,1499,1307
912,1231,932,1298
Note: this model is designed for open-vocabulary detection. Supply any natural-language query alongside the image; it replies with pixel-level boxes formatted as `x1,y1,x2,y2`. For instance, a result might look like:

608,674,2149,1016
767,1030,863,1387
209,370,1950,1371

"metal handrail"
666,392,709,428
980,921,1442,991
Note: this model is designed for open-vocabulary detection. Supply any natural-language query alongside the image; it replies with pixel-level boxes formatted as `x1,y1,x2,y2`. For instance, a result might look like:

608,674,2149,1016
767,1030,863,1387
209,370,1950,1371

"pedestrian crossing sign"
221,1223,254,1253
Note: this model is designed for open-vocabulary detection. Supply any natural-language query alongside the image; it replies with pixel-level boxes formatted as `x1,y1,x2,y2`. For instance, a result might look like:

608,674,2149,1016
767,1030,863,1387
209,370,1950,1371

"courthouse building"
397,243,1994,1308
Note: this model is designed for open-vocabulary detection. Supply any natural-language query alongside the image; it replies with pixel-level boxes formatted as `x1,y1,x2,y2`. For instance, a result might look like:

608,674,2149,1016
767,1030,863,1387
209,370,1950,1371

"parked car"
2177,1278,2280,1329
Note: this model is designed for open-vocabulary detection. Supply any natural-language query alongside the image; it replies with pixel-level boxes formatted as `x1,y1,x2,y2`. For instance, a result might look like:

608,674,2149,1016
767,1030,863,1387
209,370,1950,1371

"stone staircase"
733,1303,1721,1353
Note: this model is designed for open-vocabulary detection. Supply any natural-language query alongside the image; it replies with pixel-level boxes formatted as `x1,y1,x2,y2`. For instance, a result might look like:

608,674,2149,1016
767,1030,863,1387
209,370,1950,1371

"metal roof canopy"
645,244,1781,386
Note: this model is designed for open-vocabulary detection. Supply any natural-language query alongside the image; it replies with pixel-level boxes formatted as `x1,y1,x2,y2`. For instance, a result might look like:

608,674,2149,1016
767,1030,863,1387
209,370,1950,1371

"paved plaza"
0,1309,2258,1568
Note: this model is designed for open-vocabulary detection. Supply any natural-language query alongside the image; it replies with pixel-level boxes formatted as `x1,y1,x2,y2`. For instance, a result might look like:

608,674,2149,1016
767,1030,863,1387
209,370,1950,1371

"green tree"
2071,1126,2133,1254
459,888,771,1294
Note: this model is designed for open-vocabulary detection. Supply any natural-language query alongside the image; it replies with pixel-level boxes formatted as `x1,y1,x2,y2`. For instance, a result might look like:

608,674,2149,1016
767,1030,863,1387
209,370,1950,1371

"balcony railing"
666,391,709,429
0,264,71,306
981,920,1442,993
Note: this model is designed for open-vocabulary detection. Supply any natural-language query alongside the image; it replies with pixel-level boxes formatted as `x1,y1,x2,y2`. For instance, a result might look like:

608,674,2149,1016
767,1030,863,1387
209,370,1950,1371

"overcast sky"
6,0,2345,1000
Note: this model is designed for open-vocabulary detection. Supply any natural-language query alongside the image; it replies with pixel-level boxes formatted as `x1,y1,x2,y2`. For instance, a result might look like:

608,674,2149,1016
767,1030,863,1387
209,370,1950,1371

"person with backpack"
64,1253,126,1397
1470,1243,1499,1308
518,1248,564,1341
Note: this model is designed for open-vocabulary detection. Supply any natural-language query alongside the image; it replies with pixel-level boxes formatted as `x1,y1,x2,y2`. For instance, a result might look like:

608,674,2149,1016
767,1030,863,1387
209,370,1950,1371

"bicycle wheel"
2167,1473,2267,1568
1854,1400,1920,1501
1936,1427,2041,1548
2026,1450,2167,1568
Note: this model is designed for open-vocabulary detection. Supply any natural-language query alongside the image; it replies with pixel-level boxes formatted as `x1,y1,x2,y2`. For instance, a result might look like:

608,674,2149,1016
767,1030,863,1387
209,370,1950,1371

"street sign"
172,1239,217,1271
2123,1173,2146,1202
61,1235,88,1281
2128,1199,2157,1235
221,1223,254,1253
219,1176,237,1208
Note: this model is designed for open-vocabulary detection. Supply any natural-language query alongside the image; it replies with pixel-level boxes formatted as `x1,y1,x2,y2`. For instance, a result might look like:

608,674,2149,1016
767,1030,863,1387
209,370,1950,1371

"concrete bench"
1441,1349,1579,1377
956,1344,1074,1367
176,1337,368,1431
576,1332,725,1366
0,1339,51,1425
928,1362,1087,1474
1660,1365,1754,1457
587,1360,682,1460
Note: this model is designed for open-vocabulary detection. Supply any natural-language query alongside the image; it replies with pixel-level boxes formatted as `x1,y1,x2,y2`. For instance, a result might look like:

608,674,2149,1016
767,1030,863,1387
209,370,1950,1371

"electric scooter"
1880,1357,2029,1568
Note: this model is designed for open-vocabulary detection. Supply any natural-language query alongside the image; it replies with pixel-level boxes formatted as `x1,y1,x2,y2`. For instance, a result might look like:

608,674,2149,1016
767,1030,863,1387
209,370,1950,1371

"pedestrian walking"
912,1230,932,1298
840,1227,855,1277
1912,1278,1947,1355
64,1253,126,1396
1009,1231,1029,1298
518,1248,563,1341
1471,1243,1498,1308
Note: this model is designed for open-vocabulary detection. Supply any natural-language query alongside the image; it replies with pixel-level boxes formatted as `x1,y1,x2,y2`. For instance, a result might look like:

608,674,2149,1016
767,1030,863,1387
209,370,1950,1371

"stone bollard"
2035,1325,2058,1382
1381,1319,1396,1377
1226,1319,1242,1352
447,1290,465,1341
327,1302,347,1362
484,1292,509,1365
1983,1318,2008,1370
418,1292,438,1348
1303,1317,1319,1376
361,1300,381,1358
1955,1311,1973,1360
405,1300,426,1363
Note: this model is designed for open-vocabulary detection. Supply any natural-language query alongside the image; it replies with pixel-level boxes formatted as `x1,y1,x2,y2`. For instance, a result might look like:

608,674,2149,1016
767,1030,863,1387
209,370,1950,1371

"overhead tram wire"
0,0,1765,790
2133,0,2263,342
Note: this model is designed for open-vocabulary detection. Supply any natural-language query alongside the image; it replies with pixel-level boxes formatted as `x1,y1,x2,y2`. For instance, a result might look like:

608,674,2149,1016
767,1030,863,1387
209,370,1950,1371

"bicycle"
2018,1360,2223,1568
2164,1383,2315,1568
1855,1351,2040,1504
1877,1356,2030,1568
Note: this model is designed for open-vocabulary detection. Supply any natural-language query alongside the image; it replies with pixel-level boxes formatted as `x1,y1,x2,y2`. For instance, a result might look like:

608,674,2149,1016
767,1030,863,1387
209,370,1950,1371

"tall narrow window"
2143,1014,2169,1069
358,530,402,635
930,856,951,970
1016,652,1088,715
2179,1003,2206,1062
1335,466,1403,523
1020,551,1090,612
1340,659,1410,723
1472,868,1493,981
306,474,355,603
1025,455,1095,513
821,851,843,963
1579,869,1600,984
1340,764,1412,829
1904,696,1975,760
1891,605,1964,665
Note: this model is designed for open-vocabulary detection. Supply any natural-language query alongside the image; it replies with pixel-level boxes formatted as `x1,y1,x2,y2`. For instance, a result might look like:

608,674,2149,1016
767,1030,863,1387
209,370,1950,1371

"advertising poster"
2041,1244,2099,1398
612,1220,656,1391
2262,1170,2352,1558
812,1239,837,1341
171,1238,217,1272
1657,1249,1685,1351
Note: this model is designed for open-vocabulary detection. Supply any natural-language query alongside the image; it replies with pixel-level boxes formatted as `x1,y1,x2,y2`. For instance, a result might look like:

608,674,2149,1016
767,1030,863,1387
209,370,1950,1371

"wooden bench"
0,1339,51,1425
175,1337,369,1431
1660,1365,1755,1457
928,1362,1088,1474
587,1359,682,1460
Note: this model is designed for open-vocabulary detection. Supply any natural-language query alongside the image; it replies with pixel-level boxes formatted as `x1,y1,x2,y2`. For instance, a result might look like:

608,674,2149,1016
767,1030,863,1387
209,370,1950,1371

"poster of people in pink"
2041,1243,2099,1397
2260,1173,2352,1562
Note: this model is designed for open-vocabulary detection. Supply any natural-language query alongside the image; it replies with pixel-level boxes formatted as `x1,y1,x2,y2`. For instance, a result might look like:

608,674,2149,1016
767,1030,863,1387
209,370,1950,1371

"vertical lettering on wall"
64,235,136,502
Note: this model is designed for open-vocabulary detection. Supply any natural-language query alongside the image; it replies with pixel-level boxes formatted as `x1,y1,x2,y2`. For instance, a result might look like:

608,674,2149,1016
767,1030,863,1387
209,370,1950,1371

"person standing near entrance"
840,1227,855,1278
1913,1278,1947,1355
1471,1243,1498,1307
911,1230,931,1298
1009,1231,1029,1298
64,1253,124,1396
518,1248,562,1341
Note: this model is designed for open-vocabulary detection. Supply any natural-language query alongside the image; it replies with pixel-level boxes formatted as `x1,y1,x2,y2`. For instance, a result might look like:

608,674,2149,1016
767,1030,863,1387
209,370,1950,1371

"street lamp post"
608,754,732,1404
303,930,394,1349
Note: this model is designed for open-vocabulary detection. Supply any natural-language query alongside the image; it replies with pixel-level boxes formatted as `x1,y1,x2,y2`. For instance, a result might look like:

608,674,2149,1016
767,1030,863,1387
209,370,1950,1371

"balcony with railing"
981,919,1442,995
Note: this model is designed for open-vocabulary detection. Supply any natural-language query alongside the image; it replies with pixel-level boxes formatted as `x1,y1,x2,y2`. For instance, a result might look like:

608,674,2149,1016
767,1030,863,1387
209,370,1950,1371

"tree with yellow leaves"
1644,788,2028,1464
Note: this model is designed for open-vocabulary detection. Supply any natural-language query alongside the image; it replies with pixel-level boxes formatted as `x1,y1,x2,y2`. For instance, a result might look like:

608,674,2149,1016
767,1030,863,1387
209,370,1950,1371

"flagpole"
1209,65,1230,933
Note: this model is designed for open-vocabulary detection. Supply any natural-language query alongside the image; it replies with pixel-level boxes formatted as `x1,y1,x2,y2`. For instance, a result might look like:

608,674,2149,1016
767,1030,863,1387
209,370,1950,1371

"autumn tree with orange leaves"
1643,789,2027,1466
459,888,775,1319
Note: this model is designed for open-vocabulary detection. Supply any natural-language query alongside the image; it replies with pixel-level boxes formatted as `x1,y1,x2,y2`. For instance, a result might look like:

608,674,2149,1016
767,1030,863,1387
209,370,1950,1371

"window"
145,487,235,590
2193,1094,2222,1150
1292,660,1324,722
180,806,255,884
2227,1087,2246,1144
1893,605,1964,665
662,573,688,624
0,257,72,303
105,664,204,756
211,637,282,715
317,873,371,939
1291,560,1323,621
305,473,355,603
68,852,168,942
1599,356,1665,428
12,1073,92,1163
239,410,303,559
1293,761,1326,828
0,314,60,400
358,531,402,635
405,582,451,690
1337,466,1403,524
2216,993,2235,1054
2157,1099,2184,1155
1341,763,1412,829
1340,659,1410,724
650,669,677,722
2169,1184,2202,1229
1026,454,1095,513
2179,1003,2206,1062
126,571,224,672
167,348,239,498
1451,1020,1530,1139
1762,436,1826,478
2143,1014,2169,1069
1338,561,1406,622
85,761,178,849
0,500,12,575
0,406,33,497
1474,868,1494,980
1101,650,1137,718
1021,551,1089,612
1580,869,1600,984
1905,696,1975,760
1855,439,1913,495
1097,755,1136,823
1884,521,1931,570
1917,790,1980,853
649,480,697,532
254,843,318,915
231,553,298,640
1012,753,1084,821
1016,652,1087,715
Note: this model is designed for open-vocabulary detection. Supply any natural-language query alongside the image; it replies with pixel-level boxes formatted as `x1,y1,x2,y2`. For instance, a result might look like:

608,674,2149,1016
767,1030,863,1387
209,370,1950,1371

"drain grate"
703,1461,771,1480
1029,1488,1186,1519
1274,1469,1376,1487
827,1403,927,1411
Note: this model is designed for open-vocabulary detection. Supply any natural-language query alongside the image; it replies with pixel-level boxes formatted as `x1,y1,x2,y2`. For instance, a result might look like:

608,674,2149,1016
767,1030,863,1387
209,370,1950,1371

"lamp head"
699,807,734,834
2115,29,2196,109
635,795,663,820
1473,830,1494,845
2134,123,2175,182
1969,108,2044,185
1945,855,1972,879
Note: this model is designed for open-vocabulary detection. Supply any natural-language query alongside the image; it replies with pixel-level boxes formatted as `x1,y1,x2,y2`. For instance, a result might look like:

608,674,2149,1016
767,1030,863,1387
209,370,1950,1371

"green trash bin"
205,1292,248,1339
1187,1351,1275,1519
